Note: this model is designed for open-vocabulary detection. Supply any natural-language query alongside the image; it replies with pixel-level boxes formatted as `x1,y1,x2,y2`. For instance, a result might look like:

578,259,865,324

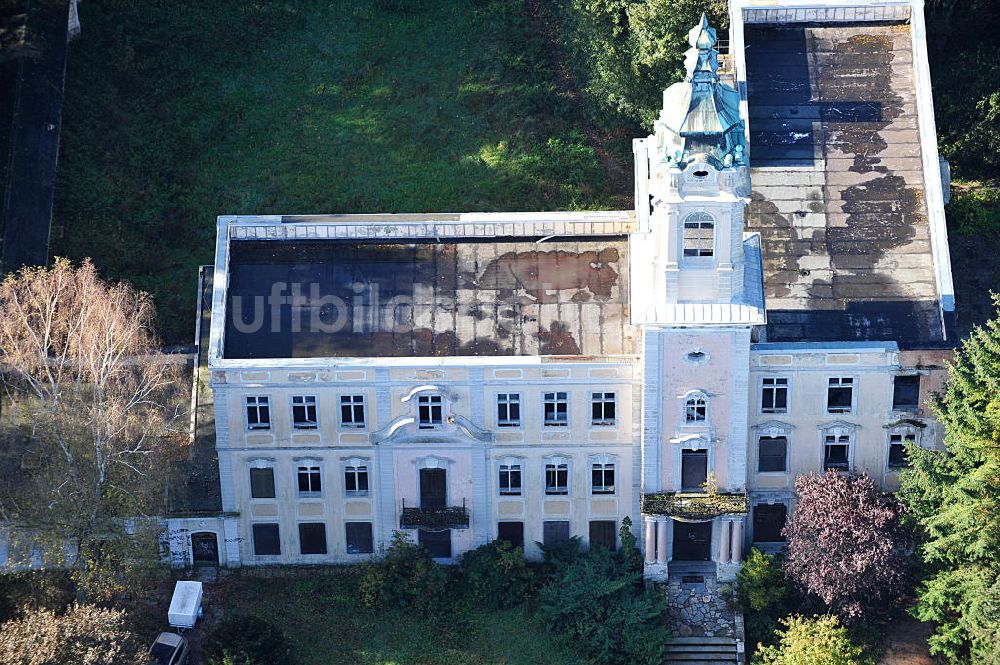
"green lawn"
53,0,626,343
213,572,583,665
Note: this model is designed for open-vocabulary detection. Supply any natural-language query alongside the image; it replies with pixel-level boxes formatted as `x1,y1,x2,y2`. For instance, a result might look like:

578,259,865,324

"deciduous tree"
0,603,149,665
784,471,911,623
898,303,1000,664
0,259,184,600
754,615,865,665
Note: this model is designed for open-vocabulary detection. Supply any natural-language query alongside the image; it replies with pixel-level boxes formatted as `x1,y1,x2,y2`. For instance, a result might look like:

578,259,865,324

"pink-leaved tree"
784,470,912,623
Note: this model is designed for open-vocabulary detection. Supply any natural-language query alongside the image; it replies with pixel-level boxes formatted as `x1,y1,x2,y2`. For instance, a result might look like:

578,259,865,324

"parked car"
149,632,189,665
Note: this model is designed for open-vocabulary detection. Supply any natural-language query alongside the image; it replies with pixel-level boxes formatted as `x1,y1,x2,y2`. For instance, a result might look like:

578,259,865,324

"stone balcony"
641,492,749,521
399,501,470,530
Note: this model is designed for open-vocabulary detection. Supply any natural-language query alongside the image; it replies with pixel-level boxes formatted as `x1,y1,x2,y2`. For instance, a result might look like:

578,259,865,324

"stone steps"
664,636,739,665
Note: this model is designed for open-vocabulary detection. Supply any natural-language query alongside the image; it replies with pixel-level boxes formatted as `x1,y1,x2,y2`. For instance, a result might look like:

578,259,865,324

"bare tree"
0,259,185,600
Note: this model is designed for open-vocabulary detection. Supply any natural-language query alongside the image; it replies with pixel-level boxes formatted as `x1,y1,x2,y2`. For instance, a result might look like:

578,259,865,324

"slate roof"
745,23,949,348
223,237,636,359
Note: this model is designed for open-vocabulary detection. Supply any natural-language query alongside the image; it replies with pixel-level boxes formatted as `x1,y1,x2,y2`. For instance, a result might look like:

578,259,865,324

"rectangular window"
752,504,787,543
340,395,366,429
543,392,568,427
543,520,571,548
824,434,851,471
888,433,914,469
297,465,322,496
892,375,921,411
499,464,522,496
681,449,709,491
497,393,521,427
345,522,373,554
418,394,443,429
589,520,617,550
826,377,854,414
591,392,616,426
591,463,615,494
497,522,524,549
298,523,327,555
419,529,451,558
761,378,788,414
344,465,369,496
757,436,788,473
291,395,318,430
252,523,280,556
544,463,569,495
683,220,715,257
249,467,275,499
246,396,271,430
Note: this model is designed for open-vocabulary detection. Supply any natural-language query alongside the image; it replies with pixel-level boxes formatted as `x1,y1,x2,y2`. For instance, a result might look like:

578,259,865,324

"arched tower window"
682,212,715,258
684,394,708,423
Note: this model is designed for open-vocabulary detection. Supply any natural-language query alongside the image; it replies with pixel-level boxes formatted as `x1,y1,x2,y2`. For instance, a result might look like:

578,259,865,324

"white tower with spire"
632,15,765,581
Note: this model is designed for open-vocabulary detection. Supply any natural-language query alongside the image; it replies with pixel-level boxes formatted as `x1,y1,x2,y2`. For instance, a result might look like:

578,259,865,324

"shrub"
784,471,912,624
203,615,294,665
738,548,792,654
358,531,448,612
754,615,867,665
539,545,667,665
459,539,536,610
0,604,148,665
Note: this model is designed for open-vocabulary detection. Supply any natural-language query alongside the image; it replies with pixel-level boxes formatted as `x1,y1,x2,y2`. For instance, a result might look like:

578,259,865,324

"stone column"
656,519,669,564
718,520,731,564
645,518,656,564
730,519,743,564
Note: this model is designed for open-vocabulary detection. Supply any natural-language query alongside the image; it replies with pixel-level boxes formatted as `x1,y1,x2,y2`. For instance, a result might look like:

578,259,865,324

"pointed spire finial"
688,13,717,51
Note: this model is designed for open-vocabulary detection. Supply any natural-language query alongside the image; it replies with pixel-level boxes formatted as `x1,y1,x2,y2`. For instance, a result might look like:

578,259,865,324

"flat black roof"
745,23,950,348
223,238,635,359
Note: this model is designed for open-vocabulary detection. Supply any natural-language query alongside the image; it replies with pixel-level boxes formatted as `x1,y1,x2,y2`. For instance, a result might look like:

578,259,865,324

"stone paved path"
664,575,737,638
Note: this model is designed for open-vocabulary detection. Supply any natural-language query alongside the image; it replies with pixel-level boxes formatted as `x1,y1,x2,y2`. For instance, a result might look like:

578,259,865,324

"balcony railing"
641,492,749,521
399,499,470,530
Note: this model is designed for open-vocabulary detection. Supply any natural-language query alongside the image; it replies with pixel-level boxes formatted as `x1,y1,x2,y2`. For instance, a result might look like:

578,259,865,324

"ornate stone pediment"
371,414,492,446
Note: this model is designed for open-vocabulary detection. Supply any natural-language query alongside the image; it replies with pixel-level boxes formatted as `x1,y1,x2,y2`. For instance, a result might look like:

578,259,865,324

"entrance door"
681,449,708,491
672,521,712,561
420,468,447,509
191,532,219,565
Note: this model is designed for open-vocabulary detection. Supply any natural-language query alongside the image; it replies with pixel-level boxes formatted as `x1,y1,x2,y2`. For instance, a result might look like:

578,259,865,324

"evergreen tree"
898,303,1000,664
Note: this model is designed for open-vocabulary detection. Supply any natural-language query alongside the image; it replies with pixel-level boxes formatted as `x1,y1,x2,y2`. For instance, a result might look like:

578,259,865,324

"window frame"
497,393,522,428
245,395,271,431
291,395,318,430
683,393,708,425
543,391,569,427
822,431,853,472
251,523,281,556
339,394,367,429
826,377,855,414
344,462,370,497
591,462,615,495
682,212,716,259
297,522,328,556
891,375,921,411
249,466,276,499
498,462,522,496
887,430,917,470
757,435,789,474
544,461,569,496
417,394,444,429
590,392,617,427
345,522,374,555
760,377,789,415
296,464,322,497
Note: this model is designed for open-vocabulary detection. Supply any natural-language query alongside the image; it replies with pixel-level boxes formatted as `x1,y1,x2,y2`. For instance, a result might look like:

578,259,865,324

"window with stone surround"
682,212,715,258
497,393,521,427
761,377,788,414
757,436,788,473
245,396,271,430
543,392,569,427
297,465,322,496
345,522,373,554
888,431,916,469
418,394,443,429
340,395,366,429
545,462,569,495
826,377,854,414
499,463,522,496
344,463,369,496
291,395,318,429
591,463,615,495
591,392,616,426
298,523,327,555
252,523,280,556
249,467,275,499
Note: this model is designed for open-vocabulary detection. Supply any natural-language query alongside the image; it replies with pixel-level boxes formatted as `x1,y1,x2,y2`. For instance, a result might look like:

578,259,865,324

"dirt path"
522,0,633,198
878,614,937,665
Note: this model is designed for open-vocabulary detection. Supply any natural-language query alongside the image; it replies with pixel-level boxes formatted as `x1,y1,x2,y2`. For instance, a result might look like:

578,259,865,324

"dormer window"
418,394,443,429
682,212,714,257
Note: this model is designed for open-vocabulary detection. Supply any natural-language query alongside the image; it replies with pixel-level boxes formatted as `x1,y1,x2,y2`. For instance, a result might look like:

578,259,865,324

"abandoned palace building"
167,0,956,581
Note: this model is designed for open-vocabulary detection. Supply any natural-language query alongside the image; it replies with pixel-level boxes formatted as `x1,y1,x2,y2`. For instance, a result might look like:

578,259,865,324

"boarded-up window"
345,522,373,554
758,436,787,473
252,523,280,556
543,521,571,548
298,523,327,555
249,467,275,499
589,520,617,550
753,504,787,543
497,522,524,549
